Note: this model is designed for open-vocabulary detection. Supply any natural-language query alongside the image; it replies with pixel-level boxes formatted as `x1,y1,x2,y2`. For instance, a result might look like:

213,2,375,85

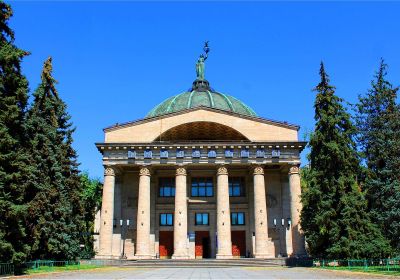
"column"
172,166,189,259
253,166,274,258
288,165,306,256
216,165,233,259
135,166,152,258
98,166,116,258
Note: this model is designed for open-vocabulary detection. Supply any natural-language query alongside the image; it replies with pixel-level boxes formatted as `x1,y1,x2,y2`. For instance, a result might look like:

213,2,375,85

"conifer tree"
0,2,30,264
355,60,400,253
301,62,390,259
25,57,84,260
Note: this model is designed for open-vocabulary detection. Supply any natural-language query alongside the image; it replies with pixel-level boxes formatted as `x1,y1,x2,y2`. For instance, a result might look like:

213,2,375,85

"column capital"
139,166,151,177
176,166,187,176
288,165,300,175
217,165,228,176
253,165,264,175
104,166,116,177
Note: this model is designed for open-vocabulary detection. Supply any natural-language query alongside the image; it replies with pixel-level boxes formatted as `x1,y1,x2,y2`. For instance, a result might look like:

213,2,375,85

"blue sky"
9,1,400,179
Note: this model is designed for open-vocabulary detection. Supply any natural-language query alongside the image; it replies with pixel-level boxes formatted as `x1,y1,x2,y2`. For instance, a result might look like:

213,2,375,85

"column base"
134,254,155,260
172,254,191,259
216,254,233,259
254,240,275,258
95,254,114,259
254,253,275,259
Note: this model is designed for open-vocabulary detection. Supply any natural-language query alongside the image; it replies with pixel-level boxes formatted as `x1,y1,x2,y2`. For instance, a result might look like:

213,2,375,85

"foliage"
301,62,391,259
24,57,84,260
79,172,102,259
0,1,31,264
355,59,400,253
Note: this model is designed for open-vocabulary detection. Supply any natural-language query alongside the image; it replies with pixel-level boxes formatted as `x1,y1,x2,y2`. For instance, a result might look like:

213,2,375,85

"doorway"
159,231,173,258
195,231,210,258
231,230,246,257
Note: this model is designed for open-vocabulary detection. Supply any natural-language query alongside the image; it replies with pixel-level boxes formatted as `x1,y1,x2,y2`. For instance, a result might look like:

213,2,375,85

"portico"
94,44,307,259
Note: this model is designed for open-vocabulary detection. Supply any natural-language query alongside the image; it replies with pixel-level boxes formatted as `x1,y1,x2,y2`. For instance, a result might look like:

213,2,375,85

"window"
160,213,173,226
229,177,246,197
191,178,213,197
159,178,175,197
195,213,209,225
231,212,245,225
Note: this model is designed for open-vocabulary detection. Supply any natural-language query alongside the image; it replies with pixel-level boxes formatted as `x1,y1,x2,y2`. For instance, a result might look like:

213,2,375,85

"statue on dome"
196,41,210,80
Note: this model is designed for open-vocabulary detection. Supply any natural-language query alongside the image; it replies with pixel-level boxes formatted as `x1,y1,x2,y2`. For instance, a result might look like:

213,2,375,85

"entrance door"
159,231,173,258
195,231,210,258
231,230,246,257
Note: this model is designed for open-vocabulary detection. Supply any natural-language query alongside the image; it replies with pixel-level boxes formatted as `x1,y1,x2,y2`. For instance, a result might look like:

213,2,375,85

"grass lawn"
314,266,400,277
26,264,102,274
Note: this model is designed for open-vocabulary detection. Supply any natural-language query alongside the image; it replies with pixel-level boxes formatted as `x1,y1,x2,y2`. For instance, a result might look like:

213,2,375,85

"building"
95,48,306,259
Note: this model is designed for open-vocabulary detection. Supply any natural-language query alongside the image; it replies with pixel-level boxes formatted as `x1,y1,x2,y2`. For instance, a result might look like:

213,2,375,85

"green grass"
26,264,101,274
314,266,400,276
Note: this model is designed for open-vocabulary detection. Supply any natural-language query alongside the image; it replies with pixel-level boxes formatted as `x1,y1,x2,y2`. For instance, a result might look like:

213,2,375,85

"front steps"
117,258,287,268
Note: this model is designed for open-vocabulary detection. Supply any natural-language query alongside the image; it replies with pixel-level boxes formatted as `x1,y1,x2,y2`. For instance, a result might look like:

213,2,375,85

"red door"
195,231,210,258
159,231,173,258
231,231,246,257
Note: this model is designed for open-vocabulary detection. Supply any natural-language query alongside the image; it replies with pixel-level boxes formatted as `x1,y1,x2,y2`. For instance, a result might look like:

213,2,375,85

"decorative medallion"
176,167,187,176
253,166,264,175
104,167,115,176
217,166,228,175
139,167,151,176
289,165,300,175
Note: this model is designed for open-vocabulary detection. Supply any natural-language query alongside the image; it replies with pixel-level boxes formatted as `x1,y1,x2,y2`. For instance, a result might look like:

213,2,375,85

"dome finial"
195,41,210,80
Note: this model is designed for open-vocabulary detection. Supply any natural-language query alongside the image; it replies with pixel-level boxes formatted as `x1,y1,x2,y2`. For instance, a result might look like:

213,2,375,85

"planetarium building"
95,48,306,260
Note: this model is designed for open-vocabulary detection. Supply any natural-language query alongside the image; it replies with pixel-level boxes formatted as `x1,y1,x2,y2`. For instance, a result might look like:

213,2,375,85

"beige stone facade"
95,107,307,259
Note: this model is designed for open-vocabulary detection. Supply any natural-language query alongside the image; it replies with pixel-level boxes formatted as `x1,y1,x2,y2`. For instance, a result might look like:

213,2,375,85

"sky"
8,1,400,179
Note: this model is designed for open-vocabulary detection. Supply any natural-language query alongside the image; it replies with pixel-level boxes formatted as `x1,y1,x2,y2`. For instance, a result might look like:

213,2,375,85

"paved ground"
13,267,399,279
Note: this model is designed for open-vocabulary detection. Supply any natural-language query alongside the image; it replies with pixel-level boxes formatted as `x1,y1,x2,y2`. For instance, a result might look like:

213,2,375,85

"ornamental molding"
176,167,187,176
139,166,151,176
217,166,228,176
253,166,264,175
289,165,300,175
104,167,116,177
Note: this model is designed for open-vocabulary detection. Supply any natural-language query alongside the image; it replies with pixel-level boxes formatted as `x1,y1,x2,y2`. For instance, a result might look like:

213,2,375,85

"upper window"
160,213,173,226
159,177,175,197
191,177,213,197
231,212,245,225
229,177,246,197
195,213,209,225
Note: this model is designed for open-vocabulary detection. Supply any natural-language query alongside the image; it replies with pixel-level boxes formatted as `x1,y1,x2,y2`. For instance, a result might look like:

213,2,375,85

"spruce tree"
301,62,390,259
355,60,400,253
25,57,84,260
0,2,30,264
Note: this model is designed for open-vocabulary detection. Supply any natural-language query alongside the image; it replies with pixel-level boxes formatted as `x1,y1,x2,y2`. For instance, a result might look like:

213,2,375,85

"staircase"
119,258,287,268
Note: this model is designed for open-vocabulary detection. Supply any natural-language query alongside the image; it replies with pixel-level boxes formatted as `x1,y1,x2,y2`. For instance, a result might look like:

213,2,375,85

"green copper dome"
147,80,257,118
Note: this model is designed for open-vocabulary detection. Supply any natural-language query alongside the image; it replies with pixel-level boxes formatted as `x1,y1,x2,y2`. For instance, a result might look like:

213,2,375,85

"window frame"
159,213,174,226
191,177,214,197
229,177,246,197
158,177,176,197
195,212,209,226
231,212,245,225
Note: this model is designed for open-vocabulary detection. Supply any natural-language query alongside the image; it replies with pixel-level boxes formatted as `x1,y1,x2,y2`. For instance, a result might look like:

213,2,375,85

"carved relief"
253,166,264,175
217,166,228,175
104,167,115,176
176,167,187,176
289,165,300,175
139,167,151,176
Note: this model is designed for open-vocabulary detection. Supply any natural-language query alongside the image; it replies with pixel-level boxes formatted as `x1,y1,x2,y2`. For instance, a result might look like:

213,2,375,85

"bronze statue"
196,41,210,80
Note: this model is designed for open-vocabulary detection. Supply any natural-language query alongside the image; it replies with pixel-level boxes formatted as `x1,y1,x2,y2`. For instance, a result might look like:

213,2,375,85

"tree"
79,172,102,258
0,2,31,264
25,57,84,260
301,62,390,259
355,59,400,253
